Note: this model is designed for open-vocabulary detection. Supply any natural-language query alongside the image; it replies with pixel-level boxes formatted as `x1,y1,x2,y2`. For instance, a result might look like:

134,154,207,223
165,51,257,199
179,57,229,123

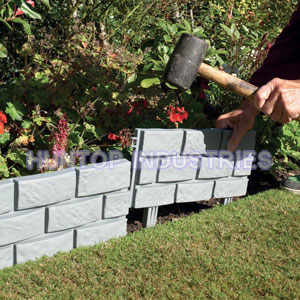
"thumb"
254,80,275,110
226,125,248,152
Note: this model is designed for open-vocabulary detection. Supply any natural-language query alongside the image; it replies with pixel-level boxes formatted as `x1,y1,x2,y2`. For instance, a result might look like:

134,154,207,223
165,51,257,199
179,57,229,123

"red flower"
50,113,69,154
15,1,35,16
108,133,119,141
26,0,35,7
91,86,97,92
266,41,273,51
15,8,24,16
0,112,7,135
0,122,4,135
127,106,134,115
0,112,7,124
168,106,188,123
200,82,209,90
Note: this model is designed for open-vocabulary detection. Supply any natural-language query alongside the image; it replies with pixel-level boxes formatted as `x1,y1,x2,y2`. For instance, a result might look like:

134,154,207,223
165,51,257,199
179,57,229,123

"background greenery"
0,0,298,178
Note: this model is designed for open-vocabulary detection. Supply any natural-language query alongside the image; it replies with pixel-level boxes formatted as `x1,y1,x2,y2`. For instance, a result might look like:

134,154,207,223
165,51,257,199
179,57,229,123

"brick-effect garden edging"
0,128,256,269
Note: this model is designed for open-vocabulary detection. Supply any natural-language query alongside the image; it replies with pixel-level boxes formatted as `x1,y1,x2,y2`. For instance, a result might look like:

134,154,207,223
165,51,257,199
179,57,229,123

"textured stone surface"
0,208,45,246
0,179,14,215
197,156,234,179
183,129,222,155
76,159,131,197
214,177,249,198
138,157,158,185
140,129,184,157
221,130,256,151
234,154,255,177
103,191,130,219
16,230,74,264
0,245,14,269
133,184,176,208
176,180,214,203
47,196,102,232
158,156,197,183
15,168,76,210
75,217,127,247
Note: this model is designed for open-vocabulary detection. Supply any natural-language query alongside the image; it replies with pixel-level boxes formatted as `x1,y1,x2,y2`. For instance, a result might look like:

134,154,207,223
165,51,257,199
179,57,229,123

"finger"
226,124,249,152
269,98,284,122
216,115,234,129
254,78,279,111
280,110,293,124
261,88,280,116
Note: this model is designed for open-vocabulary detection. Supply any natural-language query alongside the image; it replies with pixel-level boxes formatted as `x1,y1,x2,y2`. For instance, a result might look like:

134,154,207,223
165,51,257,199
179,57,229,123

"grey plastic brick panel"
233,154,255,177
0,245,14,269
133,184,176,208
176,180,214,203
0,179,14,215
0,208,45,247
16,230,74,264
220,130,256,151
140,129,184,157
197,156,234,179
15,168,76,210
138,157,158,185
76,159,131,197
47,196,102,233
158,157,197,183
75,217,127,247
214,178,249,198
182,129,222,155
103,191,130,219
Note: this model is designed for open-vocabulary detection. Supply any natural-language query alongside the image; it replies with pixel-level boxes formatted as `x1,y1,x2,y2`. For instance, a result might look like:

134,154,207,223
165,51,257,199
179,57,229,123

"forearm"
250,3,300,88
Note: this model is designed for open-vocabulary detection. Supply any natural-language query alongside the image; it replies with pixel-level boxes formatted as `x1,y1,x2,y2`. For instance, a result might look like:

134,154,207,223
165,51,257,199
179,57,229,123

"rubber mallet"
164,33,258,100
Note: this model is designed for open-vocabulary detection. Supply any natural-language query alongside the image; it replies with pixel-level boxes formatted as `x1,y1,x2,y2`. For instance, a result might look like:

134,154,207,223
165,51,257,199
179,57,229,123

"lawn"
0,190,300,299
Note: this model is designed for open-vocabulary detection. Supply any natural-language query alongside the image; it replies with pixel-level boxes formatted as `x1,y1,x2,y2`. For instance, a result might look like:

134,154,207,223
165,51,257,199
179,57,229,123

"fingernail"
226,142,235,152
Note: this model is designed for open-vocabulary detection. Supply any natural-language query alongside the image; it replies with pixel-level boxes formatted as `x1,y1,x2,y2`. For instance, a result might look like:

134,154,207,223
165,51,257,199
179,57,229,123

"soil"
127,169,279,234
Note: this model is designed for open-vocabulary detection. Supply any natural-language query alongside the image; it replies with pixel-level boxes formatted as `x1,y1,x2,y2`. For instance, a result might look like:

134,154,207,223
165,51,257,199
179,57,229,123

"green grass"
1,190,300,299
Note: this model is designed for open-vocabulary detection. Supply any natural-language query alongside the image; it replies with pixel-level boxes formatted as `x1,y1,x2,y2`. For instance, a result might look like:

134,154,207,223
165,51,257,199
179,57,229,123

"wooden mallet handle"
198,63,258,102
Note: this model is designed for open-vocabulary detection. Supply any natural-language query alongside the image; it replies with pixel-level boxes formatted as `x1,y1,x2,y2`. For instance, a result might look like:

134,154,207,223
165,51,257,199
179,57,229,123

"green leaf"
163,35,172,43
5,102,25,121
21,120,32,129
7,150,27,168
0,17,12,30
10,18,32,35
41,0,51,8
127,73,137,84
165,82,178,90
0,155,9,178
183,20,191,33
0,133,10,145
220,24,233,37
20,1,42,19
0,43,7,58
192,27,204,36
170,24,178,35
143,63,153,72
141,77,161,88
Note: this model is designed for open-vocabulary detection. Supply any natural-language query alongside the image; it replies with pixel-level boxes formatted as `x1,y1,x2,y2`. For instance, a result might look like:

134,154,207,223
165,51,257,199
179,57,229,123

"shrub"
0,0,298,178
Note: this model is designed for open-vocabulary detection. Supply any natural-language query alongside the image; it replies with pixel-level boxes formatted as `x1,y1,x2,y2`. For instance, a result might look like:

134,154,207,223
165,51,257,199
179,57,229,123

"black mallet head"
164,34,209,90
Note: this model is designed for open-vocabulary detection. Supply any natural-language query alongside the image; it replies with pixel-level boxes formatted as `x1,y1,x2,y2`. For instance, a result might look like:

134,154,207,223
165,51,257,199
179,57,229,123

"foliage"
0,0,298,178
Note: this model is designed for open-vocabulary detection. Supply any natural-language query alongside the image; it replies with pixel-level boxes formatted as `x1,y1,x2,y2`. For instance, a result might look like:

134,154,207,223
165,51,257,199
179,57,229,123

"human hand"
254,78,300,124
216,100,259,152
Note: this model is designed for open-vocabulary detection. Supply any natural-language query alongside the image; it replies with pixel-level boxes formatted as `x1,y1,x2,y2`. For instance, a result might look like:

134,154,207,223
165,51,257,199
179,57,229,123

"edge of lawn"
0,189,300,299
